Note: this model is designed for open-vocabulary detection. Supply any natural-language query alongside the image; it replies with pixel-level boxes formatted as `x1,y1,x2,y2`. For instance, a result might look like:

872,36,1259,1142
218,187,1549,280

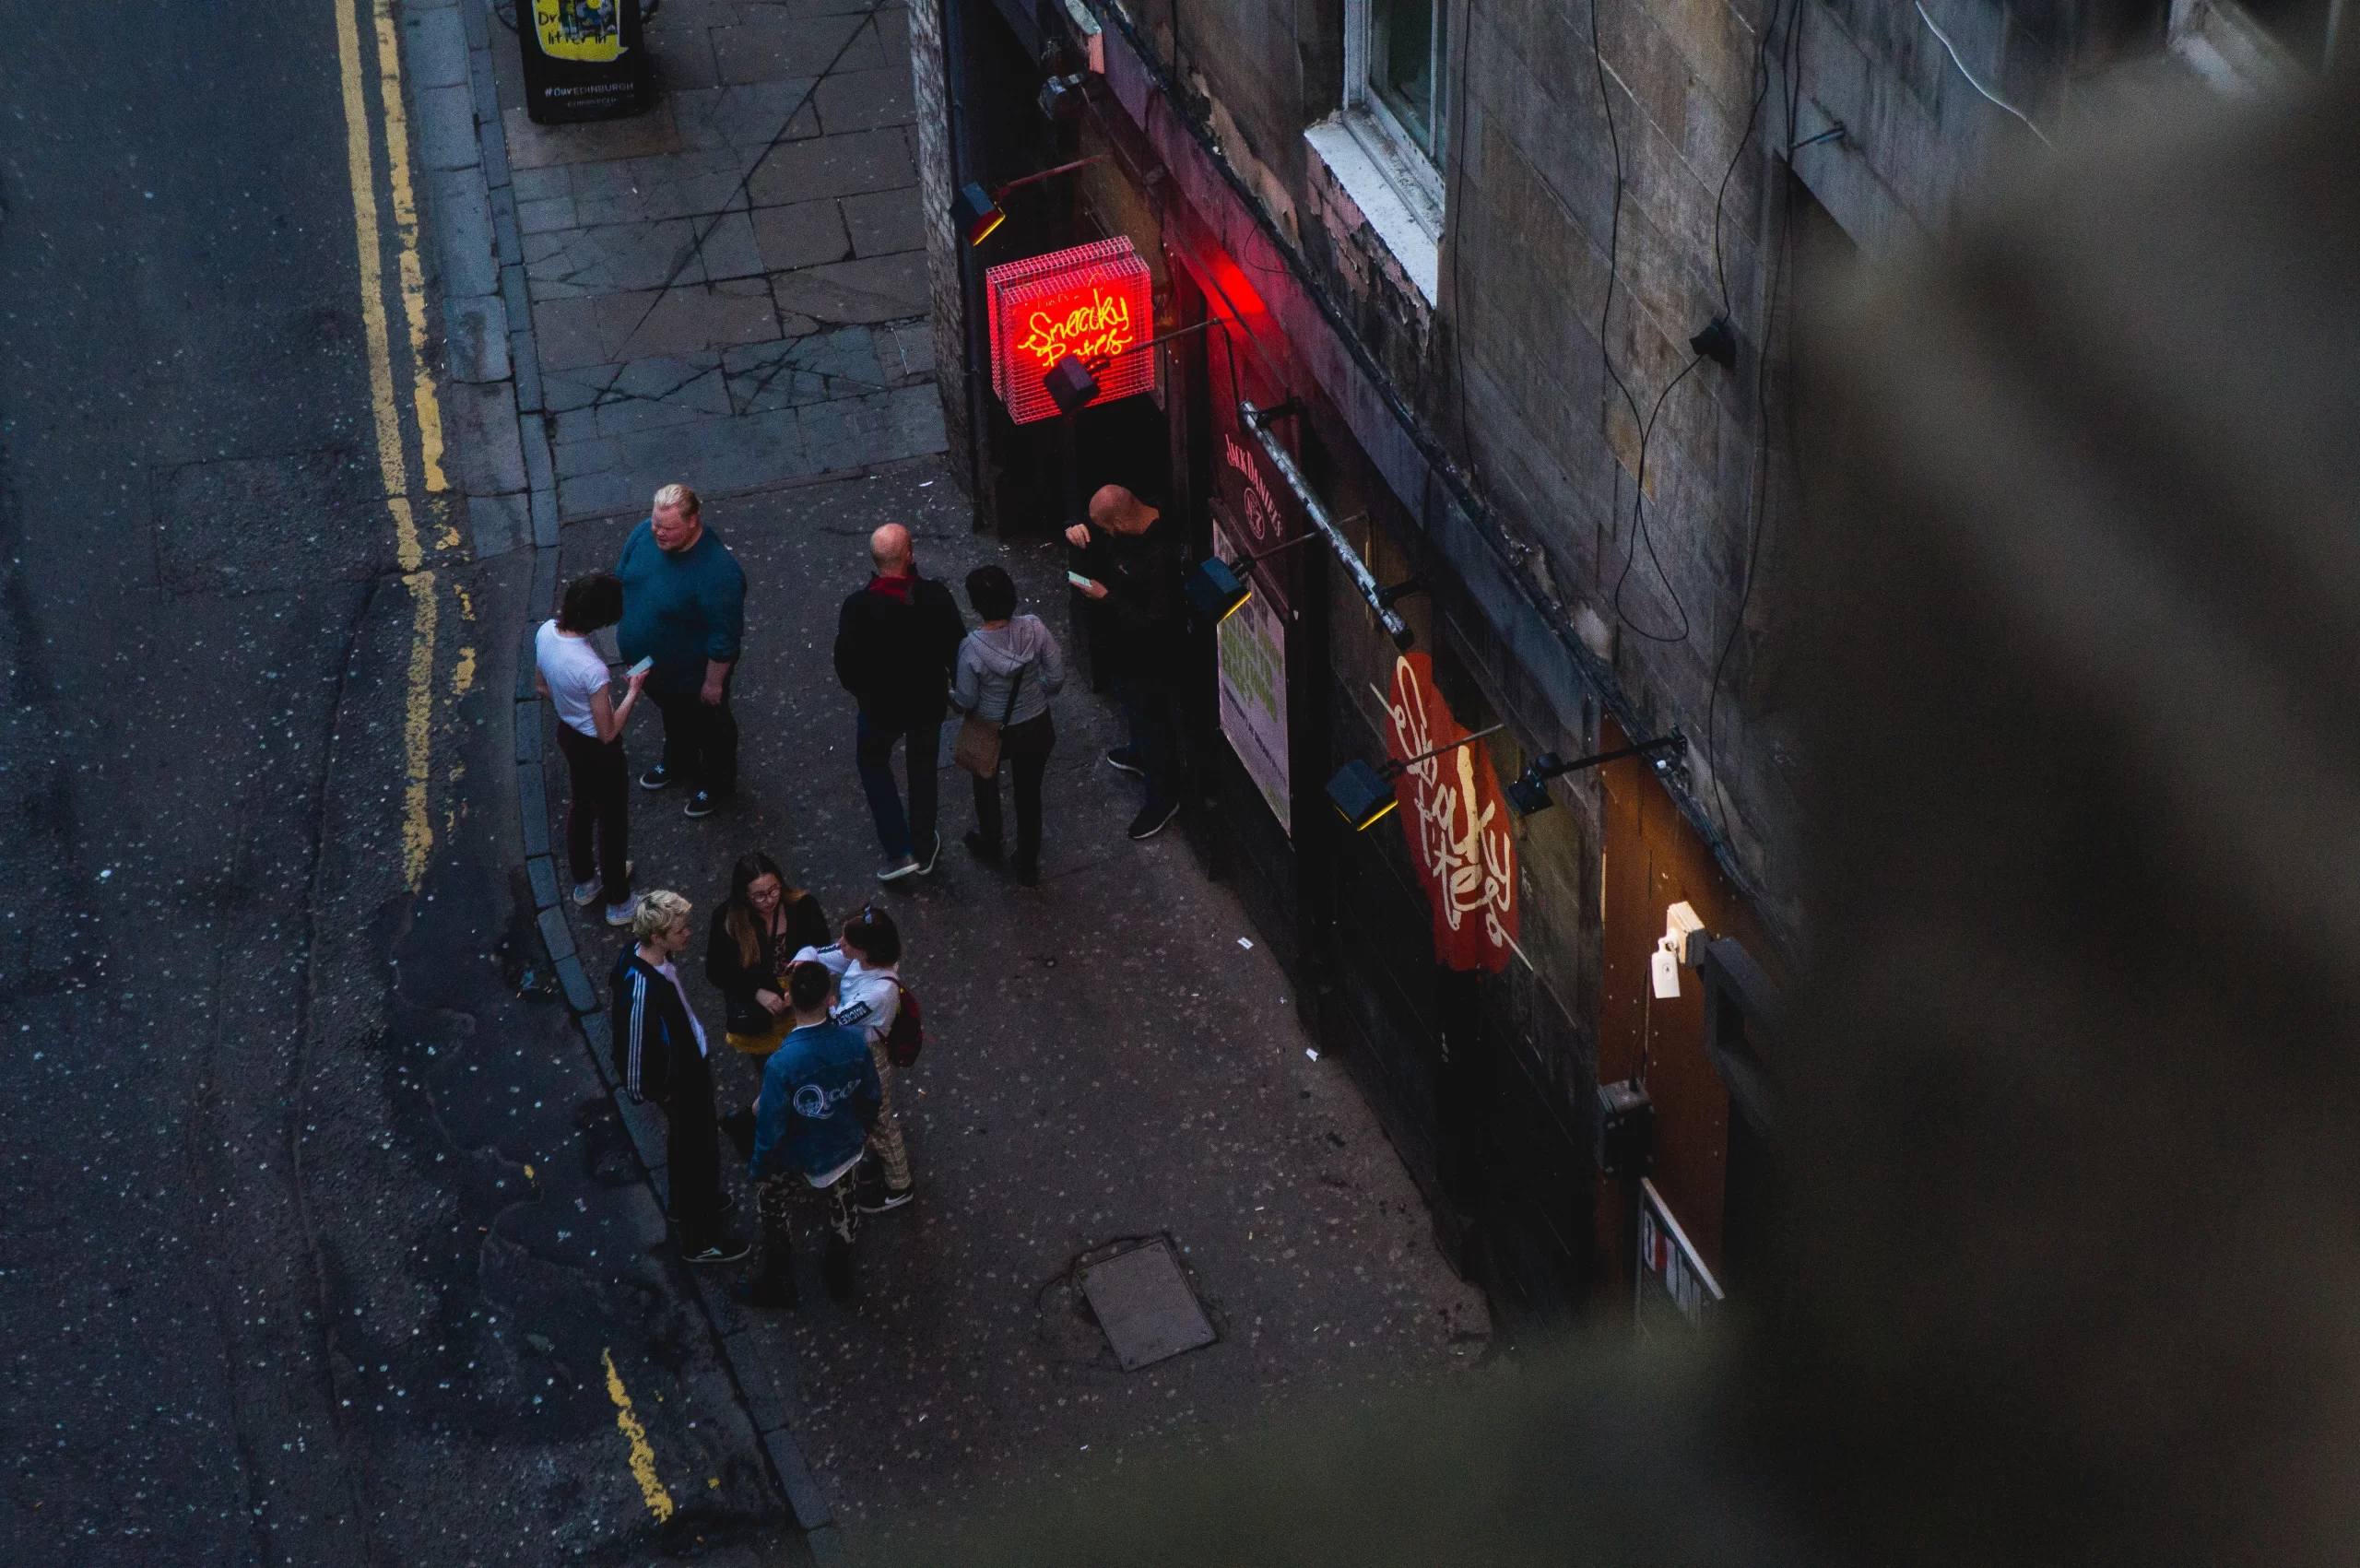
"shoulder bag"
952,660,1027,777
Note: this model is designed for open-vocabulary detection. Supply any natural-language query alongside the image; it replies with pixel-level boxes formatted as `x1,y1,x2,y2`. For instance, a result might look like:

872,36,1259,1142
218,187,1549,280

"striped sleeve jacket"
608,947,694,1103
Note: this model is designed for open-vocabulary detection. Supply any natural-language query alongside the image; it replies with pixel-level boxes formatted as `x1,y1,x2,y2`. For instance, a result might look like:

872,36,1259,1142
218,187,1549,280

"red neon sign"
985,237,1157,425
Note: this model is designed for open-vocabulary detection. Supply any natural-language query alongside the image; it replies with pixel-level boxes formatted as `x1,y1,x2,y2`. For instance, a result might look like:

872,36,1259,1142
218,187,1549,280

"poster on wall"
1384,651,1518,973
1215,517,1291,835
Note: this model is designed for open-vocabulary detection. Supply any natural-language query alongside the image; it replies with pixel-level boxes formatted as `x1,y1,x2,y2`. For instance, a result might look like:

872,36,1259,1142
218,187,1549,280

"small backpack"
886,982,925,1068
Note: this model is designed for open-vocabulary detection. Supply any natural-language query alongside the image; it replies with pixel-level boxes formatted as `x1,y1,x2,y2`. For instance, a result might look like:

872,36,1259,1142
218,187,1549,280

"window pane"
1369,0,1438,156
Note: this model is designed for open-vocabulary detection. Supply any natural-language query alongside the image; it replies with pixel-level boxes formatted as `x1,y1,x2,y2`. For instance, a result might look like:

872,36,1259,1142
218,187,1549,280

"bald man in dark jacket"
834,522,965,880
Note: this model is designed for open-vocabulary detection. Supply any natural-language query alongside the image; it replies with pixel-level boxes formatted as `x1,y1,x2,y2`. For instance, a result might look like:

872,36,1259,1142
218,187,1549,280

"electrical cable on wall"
1446,0,1481,485
1710,0,1793,320
1587,0,1693,645
1703,0,1804,842
1915,0,2054,148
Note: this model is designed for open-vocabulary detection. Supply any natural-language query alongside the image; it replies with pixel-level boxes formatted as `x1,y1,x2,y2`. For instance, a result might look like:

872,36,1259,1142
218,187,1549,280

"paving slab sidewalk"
537,463,1492,1561
484,0,942,521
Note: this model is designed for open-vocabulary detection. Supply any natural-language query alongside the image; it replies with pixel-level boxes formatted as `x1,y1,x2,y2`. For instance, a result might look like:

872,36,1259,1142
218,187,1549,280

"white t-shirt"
536,620,611,738
654,959,711,1058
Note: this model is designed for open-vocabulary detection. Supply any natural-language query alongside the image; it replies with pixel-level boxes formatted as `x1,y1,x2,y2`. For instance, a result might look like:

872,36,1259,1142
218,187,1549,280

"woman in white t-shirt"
536,572,647,925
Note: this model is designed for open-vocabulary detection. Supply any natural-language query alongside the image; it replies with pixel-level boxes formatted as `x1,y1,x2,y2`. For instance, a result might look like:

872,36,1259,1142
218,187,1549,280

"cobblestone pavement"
487,0,942,519
539,463,1491,1559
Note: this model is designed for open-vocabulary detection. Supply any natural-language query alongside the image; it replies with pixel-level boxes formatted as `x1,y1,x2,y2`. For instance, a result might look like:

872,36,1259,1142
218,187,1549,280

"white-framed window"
1341,0,1446,235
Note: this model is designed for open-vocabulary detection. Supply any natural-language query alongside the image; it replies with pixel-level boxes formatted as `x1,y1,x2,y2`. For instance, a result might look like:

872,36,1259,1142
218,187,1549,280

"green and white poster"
1213,519,1291,836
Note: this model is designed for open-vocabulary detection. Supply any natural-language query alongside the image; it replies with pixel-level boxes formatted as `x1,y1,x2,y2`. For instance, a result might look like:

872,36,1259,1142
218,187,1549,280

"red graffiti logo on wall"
985,237,1157,425
1017,284,1137,371
1385,652,1517,973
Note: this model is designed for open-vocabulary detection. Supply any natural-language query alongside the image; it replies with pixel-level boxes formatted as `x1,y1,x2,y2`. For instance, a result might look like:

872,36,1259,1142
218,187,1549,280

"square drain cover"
1081,1241,1215,1371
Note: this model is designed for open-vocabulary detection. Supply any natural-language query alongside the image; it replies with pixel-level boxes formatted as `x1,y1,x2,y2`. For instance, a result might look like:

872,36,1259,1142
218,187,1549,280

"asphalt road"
0,4,786,1562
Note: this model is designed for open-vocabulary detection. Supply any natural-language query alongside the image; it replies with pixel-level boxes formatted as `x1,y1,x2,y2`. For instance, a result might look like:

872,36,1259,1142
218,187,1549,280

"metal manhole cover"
1080,1240,1215,1371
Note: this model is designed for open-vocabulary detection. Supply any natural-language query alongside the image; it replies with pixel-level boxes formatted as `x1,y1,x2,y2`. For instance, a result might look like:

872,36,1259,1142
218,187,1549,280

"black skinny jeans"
971,711,1054,874
658,1048,726,1250
554,723,631,906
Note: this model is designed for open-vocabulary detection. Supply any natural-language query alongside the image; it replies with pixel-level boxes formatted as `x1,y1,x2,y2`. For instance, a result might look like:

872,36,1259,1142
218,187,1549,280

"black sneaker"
963,830,1003,865
1013,859,1039,888
681,1235,751,1265
856,1182,914,1214
638,763,673,791
682,789,717,819
1127,800,1181,841
729,1276,799,1310
1103,748,1146,777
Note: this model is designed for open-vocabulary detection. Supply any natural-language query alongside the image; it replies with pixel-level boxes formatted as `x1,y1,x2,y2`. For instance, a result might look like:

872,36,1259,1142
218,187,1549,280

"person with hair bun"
536,570,644,925
798,905,917,1212
951,562,1065,886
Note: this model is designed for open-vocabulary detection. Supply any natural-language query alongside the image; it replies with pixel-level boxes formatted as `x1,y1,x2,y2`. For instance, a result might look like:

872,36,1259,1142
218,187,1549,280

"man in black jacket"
833,523,967,879
1066,485,1185,840
609,890,747,1263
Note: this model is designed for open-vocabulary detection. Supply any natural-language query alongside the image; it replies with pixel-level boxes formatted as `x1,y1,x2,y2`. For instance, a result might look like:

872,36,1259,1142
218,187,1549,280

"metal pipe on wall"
1241,400,1413,649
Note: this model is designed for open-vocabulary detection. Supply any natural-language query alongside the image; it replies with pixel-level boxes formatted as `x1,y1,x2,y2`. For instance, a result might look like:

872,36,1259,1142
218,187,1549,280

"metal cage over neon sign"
985,236,1156,425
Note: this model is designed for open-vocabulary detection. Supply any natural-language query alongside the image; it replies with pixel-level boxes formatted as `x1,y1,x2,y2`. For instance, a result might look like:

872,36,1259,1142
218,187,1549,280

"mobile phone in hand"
625,655,655,678
1066,571,1095,591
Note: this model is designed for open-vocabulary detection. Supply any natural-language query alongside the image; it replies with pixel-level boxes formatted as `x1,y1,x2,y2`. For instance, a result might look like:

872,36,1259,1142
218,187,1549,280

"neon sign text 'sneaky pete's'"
1018,285,1136,370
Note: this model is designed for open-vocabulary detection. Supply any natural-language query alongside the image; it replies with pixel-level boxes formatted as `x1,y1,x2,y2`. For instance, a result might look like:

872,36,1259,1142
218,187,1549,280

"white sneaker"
573,860,632,907
605,895,639,926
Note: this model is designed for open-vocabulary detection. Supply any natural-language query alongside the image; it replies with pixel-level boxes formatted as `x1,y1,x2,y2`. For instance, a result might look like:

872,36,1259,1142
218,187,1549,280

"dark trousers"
652,684,738,796
752,1161,860,1296
856,713,943,860
1114,674,1179,810
554,724,631,905
658,1051,725,1249
971,711,1054,876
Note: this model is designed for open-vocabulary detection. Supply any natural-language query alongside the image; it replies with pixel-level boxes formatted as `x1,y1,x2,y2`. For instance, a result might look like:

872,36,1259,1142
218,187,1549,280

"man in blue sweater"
616,483,746,819
735,960,882,1307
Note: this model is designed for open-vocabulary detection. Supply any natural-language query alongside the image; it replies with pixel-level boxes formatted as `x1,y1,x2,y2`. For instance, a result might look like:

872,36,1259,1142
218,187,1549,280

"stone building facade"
904,0,2226,1324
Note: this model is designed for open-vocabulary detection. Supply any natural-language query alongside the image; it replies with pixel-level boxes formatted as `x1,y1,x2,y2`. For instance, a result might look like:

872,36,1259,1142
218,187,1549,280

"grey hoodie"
950,615,1065,726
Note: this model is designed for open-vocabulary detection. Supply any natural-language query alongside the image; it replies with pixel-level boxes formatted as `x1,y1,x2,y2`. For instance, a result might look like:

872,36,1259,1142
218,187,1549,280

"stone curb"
405,0,826,1537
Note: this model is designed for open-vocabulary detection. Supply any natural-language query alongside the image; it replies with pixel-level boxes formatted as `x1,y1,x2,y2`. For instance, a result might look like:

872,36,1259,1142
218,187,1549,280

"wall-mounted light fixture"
1038,72,1089,123
1184,532,1324,622
1327,723,1508,831
1040,314,1232,417
1689,317,1738,370
949,155,1113,247
1504,730,1686,817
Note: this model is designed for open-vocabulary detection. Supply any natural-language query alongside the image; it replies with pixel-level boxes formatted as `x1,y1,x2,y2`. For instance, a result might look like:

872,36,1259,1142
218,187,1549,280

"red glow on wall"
985,237,1157,425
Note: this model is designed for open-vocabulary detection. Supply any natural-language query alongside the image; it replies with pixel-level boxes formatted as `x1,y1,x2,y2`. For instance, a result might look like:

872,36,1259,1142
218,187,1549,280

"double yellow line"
334,0,451,890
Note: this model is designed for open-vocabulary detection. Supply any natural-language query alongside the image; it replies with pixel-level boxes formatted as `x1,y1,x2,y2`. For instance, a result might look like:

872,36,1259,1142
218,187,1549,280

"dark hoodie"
833,572,967,728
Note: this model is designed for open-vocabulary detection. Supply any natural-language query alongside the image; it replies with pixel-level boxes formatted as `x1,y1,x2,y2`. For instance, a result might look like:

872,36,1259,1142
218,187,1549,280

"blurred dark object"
1595,1079,1654,1180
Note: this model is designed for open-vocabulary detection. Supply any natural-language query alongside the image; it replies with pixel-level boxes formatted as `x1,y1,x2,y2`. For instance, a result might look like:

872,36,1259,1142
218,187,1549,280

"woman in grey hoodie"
952,564,1066,885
